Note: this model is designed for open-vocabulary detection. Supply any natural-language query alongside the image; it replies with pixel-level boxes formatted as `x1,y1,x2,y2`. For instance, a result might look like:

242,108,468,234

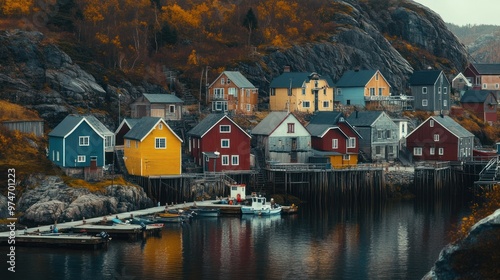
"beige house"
130,93,184,121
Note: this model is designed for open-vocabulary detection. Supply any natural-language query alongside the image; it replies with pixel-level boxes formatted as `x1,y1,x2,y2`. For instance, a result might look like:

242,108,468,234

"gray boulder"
21,200,67,225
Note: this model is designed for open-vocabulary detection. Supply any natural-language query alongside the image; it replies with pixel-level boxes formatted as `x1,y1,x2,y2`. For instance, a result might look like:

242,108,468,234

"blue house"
335,69,391,107
48,115,113,179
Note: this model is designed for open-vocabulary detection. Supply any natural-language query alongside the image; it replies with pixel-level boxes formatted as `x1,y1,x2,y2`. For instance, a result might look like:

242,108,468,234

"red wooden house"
306,111,361,167
460,90,498,125
405,115,474,162
187,114,251,172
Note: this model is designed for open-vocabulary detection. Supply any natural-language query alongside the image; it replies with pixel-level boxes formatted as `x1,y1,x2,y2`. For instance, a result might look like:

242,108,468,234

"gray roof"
124,118,141,128
223,71,256,88
270,72,334,88
124,117,163,141
306,112,343,137
48,115,111,138
251,112,289,135
473,64,500,74
461,90,498,103
408,70,442,86
431,115,474,138
143,93,184,103
346,111,384,127
335,70,376,87
187,114,226,137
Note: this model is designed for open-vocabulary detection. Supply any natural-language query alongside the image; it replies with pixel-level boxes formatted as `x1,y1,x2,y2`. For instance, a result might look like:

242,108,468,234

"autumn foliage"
0,100,40,121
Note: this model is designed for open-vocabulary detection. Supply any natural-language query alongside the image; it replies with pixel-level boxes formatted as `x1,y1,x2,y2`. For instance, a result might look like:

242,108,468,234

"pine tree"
242,8,258,46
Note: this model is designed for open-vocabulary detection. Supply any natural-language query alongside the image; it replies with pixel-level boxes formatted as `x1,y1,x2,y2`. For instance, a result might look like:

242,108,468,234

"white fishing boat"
241,195,281,215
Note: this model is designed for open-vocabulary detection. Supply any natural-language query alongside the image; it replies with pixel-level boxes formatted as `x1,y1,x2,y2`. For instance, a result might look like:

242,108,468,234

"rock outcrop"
424,208,500,279
17,175,153,226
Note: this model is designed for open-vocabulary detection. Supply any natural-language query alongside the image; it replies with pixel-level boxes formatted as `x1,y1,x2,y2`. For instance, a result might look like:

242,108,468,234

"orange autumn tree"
0,0,34,16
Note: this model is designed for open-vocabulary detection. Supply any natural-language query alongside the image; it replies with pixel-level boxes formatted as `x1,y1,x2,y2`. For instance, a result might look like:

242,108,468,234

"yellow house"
123,117,183,176
269,71,335,112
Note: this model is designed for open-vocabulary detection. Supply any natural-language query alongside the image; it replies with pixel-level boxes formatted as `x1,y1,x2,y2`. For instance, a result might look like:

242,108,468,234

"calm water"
2,198,469,280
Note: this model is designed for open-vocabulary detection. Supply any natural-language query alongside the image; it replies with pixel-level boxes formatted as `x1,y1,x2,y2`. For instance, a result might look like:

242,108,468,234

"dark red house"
460,90,498,125
306,112,361,167
405,115,474,162
187,114,251,172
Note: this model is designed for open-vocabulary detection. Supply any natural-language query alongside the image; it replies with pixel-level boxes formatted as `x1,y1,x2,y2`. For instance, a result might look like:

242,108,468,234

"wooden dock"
70,224,163,241
0,233,109,249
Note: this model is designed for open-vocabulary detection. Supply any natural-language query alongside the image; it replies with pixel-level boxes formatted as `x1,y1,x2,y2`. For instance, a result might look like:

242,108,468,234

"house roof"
346,111,385,127
335,70,377,87
48,115,109,138
213,71,256,88
251,112,290,135
472,64,500,75
115,118,141,134
143,93,184,103
461,90,498,104
187,113,251,138
269,72,334,88
408,70,442,86
406,115,474,139
124,117,183,142
307,111,362,139
452,72,473,87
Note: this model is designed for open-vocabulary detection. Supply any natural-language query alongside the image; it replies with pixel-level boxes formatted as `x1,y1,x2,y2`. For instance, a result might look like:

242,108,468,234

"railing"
479,156,500,177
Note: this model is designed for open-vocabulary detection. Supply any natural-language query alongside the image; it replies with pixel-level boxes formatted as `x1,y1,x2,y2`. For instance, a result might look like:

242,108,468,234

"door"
291,138,298,163
90,156,97,170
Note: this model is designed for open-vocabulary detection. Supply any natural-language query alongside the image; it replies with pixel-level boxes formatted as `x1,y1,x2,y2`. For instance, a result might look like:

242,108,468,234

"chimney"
284,66,291,73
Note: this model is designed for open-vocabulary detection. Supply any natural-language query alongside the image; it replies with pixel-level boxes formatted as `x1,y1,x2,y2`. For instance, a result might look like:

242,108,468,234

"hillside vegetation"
447,23,500,63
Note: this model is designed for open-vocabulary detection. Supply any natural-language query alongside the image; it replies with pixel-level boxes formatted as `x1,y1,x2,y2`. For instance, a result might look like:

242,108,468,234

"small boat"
191,207,220,217
281,204,299,214
156,212,186,223
242,195,282,216
129,217,157,225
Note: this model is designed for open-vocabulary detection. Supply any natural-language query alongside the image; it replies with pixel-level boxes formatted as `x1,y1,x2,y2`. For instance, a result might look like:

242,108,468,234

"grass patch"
63,176,137,193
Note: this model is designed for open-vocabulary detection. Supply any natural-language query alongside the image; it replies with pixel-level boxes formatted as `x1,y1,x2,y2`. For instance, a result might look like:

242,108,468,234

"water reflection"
1,198,470,280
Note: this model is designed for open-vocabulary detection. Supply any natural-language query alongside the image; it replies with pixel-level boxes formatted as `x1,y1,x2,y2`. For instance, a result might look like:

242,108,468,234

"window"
158,123,163,130
376,73,379,80
220,125,231,133
370,88,375,96
375,146,381,155
422,87,427,94
105,136,113,148
228,88,237,96
343,154,350,160
302,101,310,108
227,78,231,84
482,83,487,89
214,88,224,99
79,136,89,146
438,87,441,94
434,134,440,142
430,120,434,127
246,104,251,112
77,155,86,162
231,155,239,165
169,105,175,113
135,141,138,148
496,84,499,89
443,87,448,94
402,124,405,133
430,147,435,155
246,89,250,97
348,137,356,148
287,123,295,133
443,100,448,107
270,88,276,96
221,78,225,85
56,151,59,161
155,137,166,149
378,88,383,96
221,139,230,148
336,88,342,95
413,147,422,156
126,139,130,148
386,130,391,139
302,87,306,95
213,101,228,111
332,139,338,149
422,99,428,106
52,150,55,161
222,155,229,165
439,148,444,155
323,101,329,108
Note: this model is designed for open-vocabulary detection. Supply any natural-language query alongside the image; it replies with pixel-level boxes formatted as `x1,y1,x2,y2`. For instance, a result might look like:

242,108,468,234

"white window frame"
56,151,60,161
231,155,239,166
222,155,229,166
214,88,224,99
438,148,444,155
443,87,448,94
343,154,350,160
228,88,237,96
422,99,428,106
347,137,356,148
302,101,310,108
430,120,434,127
422,87,427,94
370,88,375,96
413,147,422,156
169,105,175,113
336,88,342,95
221,78,225,85
221,139,230,148
323,101,329,108
79,136,89,146
482,83,487,89
430,147,435,155
434,134,440,142
220,125,231,133
155,137,166,149
443,100,448,107
332,139,338,149
77,155,86,162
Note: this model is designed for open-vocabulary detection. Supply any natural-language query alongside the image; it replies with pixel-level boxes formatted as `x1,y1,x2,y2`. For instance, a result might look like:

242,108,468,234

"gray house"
251,112,311,164
130,93,184,120
408,70,450,114
346,111,399,162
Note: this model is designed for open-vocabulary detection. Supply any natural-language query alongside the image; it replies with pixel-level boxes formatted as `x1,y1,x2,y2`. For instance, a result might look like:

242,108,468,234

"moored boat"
243,195,282,216
191,207,220,217
281,204,299,214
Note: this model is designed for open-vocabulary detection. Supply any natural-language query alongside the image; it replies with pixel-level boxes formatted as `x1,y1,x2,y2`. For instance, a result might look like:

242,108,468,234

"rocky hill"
447,23,500,63
0,0,468,129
